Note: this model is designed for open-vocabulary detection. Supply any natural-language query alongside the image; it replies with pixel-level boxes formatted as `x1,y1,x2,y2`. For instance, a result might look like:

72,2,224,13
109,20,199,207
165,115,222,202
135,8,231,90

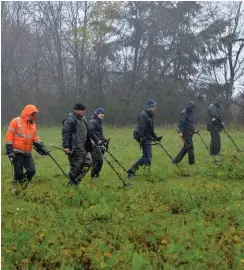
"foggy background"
1,1,244,126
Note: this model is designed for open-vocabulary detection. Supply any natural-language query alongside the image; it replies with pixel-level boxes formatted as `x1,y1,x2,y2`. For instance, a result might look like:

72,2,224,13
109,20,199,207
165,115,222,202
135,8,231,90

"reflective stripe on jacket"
6,105,40,153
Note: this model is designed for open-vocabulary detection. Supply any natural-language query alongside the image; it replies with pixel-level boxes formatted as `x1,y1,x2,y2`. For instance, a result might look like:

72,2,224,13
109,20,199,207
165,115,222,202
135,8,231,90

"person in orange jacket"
6,104,49,184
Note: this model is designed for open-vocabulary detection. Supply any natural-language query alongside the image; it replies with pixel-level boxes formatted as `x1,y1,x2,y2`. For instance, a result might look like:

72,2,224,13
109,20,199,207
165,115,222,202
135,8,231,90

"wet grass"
2,126,244,269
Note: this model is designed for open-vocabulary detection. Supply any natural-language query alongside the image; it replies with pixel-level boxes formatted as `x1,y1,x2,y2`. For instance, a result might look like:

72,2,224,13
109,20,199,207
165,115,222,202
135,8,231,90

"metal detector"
153,140,186,174
222,128,244,152
196,131,221,163
94,144,132,187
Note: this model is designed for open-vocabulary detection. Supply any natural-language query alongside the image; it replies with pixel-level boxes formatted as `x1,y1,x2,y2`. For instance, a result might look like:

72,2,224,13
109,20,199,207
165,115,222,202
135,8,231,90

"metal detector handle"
50,144,62,150
50,144,73,155
96,144,107,154
96,138,111,154
104,138,110,148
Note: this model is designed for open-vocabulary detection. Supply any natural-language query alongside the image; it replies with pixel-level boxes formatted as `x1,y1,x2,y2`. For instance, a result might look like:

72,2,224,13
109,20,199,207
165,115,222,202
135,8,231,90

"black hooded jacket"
207,96,224,131
179,101,196,136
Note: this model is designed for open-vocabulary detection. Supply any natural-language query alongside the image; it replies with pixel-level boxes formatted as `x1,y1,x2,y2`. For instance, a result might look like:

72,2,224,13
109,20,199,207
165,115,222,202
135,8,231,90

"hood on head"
213,95,224,105
21,105,38,120
185,101,196,115
186,101,196,110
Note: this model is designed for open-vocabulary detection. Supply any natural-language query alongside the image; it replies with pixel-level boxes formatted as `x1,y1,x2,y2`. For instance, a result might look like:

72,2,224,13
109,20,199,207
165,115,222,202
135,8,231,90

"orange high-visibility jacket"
6,105,41,154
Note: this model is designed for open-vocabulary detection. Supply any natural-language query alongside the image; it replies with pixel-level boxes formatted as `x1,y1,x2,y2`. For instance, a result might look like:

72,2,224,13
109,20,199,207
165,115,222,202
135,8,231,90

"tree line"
1,1,244,126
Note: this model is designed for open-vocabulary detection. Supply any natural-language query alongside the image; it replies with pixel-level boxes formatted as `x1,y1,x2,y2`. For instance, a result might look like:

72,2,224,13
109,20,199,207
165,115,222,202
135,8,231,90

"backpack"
133,126,140,142
133,114,141,142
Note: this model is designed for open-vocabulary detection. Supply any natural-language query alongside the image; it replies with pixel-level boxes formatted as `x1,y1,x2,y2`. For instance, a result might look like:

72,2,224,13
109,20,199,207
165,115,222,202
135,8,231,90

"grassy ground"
1,126,244,269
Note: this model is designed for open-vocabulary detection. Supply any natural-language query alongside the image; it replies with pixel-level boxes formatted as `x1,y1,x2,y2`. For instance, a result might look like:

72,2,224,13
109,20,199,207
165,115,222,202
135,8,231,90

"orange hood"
20,105,39,120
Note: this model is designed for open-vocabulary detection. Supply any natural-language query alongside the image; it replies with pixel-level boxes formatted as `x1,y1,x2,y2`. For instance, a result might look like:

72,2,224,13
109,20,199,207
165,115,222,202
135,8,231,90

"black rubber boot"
127,164,139,178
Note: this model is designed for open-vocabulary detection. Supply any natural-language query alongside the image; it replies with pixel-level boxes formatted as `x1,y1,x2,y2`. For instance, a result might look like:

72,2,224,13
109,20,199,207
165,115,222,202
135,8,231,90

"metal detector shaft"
48,152,69,178
94,145,131,187
105,149,128,173
154,141,183,172
176,129,193,150
103,154,130,187
50,144,63,151
51,144,73,155
222,128,243,152
196,132,219,163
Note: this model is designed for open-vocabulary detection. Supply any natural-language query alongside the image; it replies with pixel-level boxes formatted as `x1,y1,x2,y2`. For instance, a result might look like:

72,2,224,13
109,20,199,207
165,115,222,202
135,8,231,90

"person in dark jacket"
173,101,197,165
88,108,106,179
62,103,92,186
206,96,225,155
127,99,162,177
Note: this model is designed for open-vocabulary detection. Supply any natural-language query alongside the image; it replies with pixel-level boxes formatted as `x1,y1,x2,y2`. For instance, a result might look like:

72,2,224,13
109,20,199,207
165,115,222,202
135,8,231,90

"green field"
2,126,244,269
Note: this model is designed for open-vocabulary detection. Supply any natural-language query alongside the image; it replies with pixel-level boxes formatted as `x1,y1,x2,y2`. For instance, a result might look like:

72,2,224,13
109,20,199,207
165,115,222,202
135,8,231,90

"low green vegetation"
2,127,244,269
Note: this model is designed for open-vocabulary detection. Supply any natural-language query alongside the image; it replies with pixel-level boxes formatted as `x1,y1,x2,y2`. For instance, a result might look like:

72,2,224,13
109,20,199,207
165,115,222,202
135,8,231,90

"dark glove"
6,143,14,155
6,144,15,162
96,144,106,154
102,139,109,150
154,136,163,142
40,147,50,155
221,122,225,128
33,142,50,156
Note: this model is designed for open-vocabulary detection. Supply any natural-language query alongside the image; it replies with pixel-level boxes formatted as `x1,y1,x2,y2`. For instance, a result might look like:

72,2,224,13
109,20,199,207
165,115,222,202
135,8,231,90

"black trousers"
68,150,91,184
128,140,152,173
91,146,103,177
210,128,221,155
13,153,36,182
174,134,195,164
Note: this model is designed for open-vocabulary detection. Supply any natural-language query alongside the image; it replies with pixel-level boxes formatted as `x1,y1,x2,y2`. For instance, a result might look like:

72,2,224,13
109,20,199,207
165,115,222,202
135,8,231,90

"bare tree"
1,1,244,125
200,2,244,102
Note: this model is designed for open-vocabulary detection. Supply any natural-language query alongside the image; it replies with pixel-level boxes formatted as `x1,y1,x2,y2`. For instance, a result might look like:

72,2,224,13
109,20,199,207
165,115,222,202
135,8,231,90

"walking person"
173,101,197,165
5,104,49,186
62,103,92,186
127,99,162,178
88,108,107,179
206,96,225,156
